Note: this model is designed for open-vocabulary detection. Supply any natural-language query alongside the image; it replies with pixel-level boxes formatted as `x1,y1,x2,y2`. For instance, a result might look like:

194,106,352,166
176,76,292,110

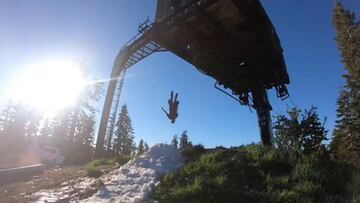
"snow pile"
34,177,101,202
81,144,183,203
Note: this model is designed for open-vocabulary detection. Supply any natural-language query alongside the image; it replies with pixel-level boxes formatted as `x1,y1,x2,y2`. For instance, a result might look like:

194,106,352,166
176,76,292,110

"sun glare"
11,60,86,117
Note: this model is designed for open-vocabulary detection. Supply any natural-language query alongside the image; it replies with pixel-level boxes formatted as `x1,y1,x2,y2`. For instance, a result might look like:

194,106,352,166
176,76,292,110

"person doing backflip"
162,91,179,124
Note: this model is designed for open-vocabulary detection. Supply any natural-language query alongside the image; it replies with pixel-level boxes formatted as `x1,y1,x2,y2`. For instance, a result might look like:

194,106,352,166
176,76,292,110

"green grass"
181,144,206,162
115,155,131,166
85,164,103,178
85,158,117,178
155,145,358,203
85,156,131,178
89,158,117,167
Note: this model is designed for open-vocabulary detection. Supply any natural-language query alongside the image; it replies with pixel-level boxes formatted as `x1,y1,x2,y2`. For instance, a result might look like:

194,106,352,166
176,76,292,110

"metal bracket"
214,81,254,112
275,84,289,100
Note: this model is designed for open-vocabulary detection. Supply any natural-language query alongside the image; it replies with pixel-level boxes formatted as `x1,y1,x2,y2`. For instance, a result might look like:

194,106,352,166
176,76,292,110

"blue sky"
0,0,359,147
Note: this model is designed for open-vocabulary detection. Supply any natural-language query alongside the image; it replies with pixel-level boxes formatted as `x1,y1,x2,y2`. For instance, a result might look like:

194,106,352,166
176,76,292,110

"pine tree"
144,142,150,152
137,139,145,156
114,104,135,156
8,104,27,141
80,115,96,149
62,63,103,163
0,101,16,156
273,107,327,155
25,108,42,137
300,109,328,154
0,101,16,132
331,2,360,166
69,63,103,146
273,108,302,153
50,108,72,159
38,118,51,147
0,103,41,155
171,135,178,149
73,114,96,163
179,130,192,151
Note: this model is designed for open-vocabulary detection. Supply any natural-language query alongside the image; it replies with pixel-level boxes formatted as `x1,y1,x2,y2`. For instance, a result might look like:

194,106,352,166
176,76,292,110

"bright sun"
11,60,86,117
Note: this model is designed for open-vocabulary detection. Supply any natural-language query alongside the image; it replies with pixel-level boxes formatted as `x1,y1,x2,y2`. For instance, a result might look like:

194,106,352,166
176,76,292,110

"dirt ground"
0,165,113,203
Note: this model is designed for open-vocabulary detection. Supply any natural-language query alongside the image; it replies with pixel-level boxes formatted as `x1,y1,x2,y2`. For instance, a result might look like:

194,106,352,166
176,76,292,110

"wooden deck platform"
153,0,289,94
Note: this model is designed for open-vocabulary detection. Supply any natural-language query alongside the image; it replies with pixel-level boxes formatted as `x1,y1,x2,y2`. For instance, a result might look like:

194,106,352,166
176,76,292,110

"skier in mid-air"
162,91,179,124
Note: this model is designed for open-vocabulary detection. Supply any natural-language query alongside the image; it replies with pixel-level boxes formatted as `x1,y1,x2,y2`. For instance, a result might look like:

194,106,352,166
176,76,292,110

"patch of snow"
81,144,183,203
32,144,183,203
33,177,100,203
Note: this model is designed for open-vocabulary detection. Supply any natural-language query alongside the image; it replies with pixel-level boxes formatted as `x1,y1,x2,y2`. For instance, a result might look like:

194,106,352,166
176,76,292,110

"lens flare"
10,60,86,117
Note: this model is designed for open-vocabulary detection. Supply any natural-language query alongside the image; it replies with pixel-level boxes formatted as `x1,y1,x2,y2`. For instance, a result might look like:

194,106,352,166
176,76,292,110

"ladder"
124,41,165,69
104,69,127,151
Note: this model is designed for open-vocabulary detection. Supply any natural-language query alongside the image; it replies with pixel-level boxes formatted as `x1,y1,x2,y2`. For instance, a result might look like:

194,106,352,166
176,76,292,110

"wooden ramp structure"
95,0,290,158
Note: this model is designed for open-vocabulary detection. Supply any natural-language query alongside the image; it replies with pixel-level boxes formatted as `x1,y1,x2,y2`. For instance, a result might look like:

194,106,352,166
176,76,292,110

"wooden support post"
252,87,273,146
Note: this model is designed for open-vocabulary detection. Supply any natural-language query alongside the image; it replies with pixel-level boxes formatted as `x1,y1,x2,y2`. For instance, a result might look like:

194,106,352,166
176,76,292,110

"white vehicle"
38,146,64,165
